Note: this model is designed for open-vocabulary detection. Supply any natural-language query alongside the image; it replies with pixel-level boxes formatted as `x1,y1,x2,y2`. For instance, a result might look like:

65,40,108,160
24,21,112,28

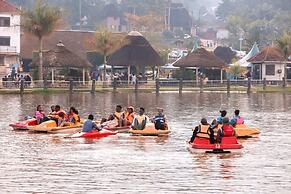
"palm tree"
88,30,125,81
21,0,62,81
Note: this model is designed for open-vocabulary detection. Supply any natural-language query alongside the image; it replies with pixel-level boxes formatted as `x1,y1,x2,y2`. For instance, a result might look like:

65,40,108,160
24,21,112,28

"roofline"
251,61,291,64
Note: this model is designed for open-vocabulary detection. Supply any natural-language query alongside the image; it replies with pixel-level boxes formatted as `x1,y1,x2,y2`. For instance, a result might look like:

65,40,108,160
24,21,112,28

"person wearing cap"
122,106,135,126
216,117,235,143
189,118,209,143
217,110,227,124
152,107,167,130
131,107,148,130
230,109,244,127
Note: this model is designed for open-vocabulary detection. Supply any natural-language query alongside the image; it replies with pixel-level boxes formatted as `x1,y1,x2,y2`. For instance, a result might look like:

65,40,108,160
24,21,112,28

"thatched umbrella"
32,41,92,83
174,48,227,82
107,31,162,83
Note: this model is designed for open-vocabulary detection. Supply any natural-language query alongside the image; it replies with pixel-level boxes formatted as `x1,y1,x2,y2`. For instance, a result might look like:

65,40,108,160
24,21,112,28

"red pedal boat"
66,129,117,139
9,118,37,130
188,136,243,153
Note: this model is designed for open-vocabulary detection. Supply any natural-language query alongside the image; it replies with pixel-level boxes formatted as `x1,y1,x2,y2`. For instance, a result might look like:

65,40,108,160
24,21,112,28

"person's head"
88,114,94,120
127,106,134,113
58,112,65,119
157,107,164,115
70,107,77,114
139,107,145,115
55,105,61,111
222,117,230,125
36,105,42,111
116,105,122,112
220,110,227,117
234,109,240,116
50,105,55,112
200,118,208,125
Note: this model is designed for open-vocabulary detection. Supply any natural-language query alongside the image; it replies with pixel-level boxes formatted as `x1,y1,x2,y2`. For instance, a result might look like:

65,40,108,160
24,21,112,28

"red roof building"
0,0,19,13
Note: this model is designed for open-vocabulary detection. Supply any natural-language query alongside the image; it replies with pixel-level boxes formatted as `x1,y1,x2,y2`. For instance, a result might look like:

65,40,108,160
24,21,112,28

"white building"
0,0,20,77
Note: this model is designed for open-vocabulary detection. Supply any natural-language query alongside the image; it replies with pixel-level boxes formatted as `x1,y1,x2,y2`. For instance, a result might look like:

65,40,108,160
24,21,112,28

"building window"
266,64,275,75
0,37,10,46
0,17,10,27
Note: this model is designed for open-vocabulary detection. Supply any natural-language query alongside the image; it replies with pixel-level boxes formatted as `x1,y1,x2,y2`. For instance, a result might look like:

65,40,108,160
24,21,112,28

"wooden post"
113,77,117,91
283,77,286,88
51,68,54,85
156,78,160,94
135,77,138,92
127,66,130,85
69,79,73,92
82,68,86,85
20,79,24,95
179,68,184,94
247,77,251,94
91,79,96,93
263,78,266,90
227,78,230,94
199,76,203,93
220,69,223,83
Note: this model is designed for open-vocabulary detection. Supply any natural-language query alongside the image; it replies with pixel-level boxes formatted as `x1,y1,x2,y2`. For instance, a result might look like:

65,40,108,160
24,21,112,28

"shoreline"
0,86,290,94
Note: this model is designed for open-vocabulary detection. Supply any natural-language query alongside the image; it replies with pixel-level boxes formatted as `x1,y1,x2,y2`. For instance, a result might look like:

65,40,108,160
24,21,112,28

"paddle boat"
27,120,82,133
188,136,243,153
128,123,171,136
66,129,117,139
9,118,38,130
197,124,260,138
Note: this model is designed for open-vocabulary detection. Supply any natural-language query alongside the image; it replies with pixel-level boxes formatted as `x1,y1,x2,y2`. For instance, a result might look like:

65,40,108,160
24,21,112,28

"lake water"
1,92,291,193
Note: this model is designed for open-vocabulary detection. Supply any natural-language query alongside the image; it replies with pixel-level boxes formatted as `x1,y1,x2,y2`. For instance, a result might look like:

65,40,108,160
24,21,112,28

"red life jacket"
223,125,234,136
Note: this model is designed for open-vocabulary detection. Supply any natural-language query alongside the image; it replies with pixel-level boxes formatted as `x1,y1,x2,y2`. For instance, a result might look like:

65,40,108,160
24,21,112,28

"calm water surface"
0,92,291,193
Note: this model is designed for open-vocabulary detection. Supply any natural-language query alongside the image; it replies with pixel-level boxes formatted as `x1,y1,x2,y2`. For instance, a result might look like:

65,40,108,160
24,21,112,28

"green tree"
21,0,62,81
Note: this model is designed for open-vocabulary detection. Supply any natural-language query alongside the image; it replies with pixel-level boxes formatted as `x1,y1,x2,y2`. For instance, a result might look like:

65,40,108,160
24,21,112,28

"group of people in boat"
99,105,168,131
189,109,244,144
34,105,80,127
33,104,168,133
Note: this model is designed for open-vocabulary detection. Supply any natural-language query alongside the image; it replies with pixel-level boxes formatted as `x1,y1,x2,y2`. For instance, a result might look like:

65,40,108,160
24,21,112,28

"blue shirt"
82,119,98,132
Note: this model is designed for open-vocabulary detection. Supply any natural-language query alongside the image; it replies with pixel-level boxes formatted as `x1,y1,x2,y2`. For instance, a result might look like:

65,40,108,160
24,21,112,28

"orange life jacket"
125,112,134,124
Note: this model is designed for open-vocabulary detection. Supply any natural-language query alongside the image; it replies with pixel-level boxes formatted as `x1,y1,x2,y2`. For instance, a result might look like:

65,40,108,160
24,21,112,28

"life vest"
222,125,235,136
132,115,147,130
236,116,244,124
114,111,123,120
56,110,68,120
125,112,134,124
154,115,165,124
69,113,80,124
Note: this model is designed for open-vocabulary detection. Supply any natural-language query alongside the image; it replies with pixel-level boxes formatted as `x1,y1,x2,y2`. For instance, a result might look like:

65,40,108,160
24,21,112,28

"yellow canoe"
128,123,171,136
28,120,82,133
197,124,260,138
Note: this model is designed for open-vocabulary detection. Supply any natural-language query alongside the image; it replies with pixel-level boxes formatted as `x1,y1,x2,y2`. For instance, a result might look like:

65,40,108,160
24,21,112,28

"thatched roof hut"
32,42,92,69
174,48,227,69
107,31,162,66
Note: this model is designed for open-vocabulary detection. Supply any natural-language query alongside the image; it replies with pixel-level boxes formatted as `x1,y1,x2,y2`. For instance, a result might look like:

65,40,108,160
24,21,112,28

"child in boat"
57,112,67,127
152,107,167,130
230,109,244,127
35,105,48,124
82,114,101,132
217,117,235,143
189,118,208,143
131,107,148,130
68,107,81,125
122,106,135,126
217,110,227,124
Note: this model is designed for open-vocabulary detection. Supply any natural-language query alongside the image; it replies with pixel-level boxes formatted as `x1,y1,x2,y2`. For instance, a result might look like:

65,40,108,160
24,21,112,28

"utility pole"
79,0,82,30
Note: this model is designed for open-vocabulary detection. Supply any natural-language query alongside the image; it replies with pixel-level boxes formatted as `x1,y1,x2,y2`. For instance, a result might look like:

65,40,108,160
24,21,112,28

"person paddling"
82,114,101,132
230,109,244,127
131,107,148,130
217,117,235,144
217,110,227,124
189,118,209,143
153,107,167,130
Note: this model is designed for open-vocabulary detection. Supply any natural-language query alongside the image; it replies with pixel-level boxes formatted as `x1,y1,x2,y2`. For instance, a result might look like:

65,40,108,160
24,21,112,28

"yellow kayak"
197,124,260,138
28,120,82,133
128,123,171,136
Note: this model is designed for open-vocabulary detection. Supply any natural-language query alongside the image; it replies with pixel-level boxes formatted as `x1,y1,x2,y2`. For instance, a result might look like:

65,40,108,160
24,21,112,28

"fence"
0,78,290,94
